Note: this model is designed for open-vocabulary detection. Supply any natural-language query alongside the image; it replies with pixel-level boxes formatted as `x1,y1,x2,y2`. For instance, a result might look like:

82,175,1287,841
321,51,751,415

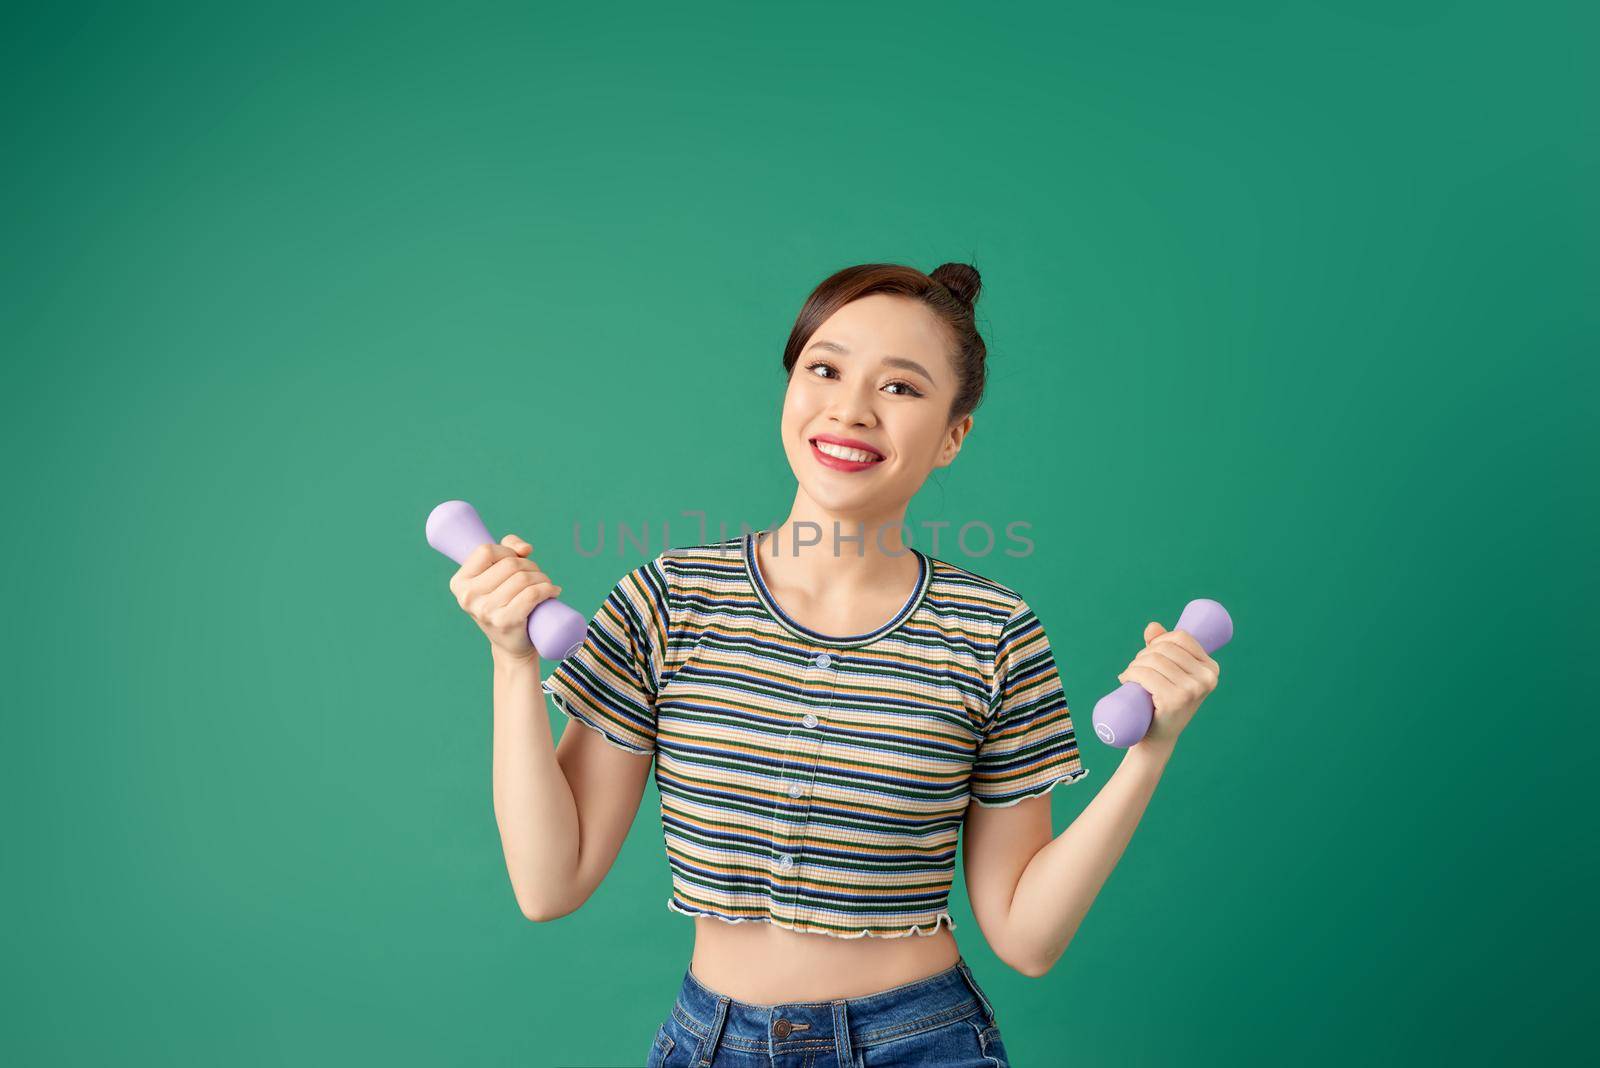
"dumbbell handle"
425,500,589,661
1091,598,1232,749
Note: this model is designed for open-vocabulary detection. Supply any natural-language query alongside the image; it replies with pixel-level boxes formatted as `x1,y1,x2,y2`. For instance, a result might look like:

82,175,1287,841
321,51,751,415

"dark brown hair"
781,262,987,424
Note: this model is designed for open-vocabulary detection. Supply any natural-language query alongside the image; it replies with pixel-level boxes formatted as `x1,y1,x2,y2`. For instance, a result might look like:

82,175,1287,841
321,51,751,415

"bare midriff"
688,915,962,1005
694,536,959,1003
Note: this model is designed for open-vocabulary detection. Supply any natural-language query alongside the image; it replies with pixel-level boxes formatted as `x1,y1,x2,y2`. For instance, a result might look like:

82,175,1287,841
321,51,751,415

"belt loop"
955,960,999,1027
832,1000,853,1065
694,994,730,1066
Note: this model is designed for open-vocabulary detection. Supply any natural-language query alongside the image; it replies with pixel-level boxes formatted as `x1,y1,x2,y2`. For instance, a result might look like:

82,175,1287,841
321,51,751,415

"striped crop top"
540,529,1089,939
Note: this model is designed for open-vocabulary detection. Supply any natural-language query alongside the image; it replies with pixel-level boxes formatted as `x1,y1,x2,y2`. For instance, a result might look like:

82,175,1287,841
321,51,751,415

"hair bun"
930,262,981,309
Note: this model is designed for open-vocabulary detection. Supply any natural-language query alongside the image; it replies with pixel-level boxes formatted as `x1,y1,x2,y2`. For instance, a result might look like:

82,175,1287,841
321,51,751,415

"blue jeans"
644,956,1011,1067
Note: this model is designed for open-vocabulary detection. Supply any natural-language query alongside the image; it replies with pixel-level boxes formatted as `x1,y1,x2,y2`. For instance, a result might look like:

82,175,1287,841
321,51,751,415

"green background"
4,1,1593,1065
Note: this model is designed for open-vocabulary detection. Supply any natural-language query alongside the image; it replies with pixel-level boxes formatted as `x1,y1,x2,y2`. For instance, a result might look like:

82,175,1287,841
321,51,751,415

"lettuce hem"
667,897,958,940
969,765,1090,808
543,679,654,756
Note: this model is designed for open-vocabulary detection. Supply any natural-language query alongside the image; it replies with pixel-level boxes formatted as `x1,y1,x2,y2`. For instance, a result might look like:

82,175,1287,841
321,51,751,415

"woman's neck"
755,506,917,608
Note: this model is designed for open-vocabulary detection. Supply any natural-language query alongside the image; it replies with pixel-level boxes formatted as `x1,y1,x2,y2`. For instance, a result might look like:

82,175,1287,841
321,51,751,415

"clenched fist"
1116,622,1221,751
448,534,564,663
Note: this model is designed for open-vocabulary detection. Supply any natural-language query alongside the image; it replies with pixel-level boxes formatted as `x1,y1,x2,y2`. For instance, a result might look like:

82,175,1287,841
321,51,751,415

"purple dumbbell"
1091,598,1233,748
425,500,589,661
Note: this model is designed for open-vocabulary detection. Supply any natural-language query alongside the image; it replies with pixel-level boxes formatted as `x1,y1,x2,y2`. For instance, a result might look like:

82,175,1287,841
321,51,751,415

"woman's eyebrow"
883,356,936,384
807,339,936,385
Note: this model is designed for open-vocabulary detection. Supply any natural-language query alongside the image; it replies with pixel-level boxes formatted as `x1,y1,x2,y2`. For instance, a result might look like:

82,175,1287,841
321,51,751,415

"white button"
778,854,793,869
802,713,819,728
815,652,832,668
788,782,803,798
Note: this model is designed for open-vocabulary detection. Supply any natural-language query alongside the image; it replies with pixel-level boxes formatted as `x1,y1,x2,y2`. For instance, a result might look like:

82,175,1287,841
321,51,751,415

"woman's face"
780,293,972,527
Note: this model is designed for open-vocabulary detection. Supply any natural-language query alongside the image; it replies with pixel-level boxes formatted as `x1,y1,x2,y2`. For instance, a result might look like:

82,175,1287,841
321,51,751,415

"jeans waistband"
667,956,998,1061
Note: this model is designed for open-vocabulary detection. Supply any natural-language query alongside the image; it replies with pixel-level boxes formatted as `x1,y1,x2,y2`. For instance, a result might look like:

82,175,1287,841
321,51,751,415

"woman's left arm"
1006,621,1221,977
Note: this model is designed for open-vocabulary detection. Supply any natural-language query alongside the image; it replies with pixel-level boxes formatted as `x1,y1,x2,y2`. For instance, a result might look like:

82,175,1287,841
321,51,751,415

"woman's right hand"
449,534,564,662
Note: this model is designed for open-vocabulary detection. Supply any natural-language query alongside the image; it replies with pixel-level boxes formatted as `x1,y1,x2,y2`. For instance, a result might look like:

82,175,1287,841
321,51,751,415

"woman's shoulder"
920,550,1028,623
634,532,754,607
654,532,747,578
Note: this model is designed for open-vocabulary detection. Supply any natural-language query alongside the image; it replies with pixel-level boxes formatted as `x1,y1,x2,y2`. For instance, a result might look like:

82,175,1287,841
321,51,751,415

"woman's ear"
943,414,973,461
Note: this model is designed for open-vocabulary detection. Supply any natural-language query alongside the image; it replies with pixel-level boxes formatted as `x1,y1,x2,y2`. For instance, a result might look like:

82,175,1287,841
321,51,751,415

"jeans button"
773,1018,793,1039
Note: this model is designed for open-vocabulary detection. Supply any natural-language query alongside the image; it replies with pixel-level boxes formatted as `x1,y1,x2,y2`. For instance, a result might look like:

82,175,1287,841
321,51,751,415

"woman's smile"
809,435,886,472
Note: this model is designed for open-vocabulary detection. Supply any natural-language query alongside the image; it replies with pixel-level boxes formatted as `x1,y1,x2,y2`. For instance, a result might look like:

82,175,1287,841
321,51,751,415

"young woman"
449,262,1221,1066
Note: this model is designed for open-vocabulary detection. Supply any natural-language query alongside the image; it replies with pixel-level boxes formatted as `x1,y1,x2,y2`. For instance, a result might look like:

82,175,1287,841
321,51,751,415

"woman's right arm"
451,534,580,919
490,645,581,920
456,534,653,921
502,643,657,922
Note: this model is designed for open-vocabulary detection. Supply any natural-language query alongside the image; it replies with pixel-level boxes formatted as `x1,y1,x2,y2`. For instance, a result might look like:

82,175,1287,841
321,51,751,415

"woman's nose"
826,389,878,427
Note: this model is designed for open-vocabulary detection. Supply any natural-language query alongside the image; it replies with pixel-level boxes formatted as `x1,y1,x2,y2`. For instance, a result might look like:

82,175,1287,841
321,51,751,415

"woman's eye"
805,362,923,397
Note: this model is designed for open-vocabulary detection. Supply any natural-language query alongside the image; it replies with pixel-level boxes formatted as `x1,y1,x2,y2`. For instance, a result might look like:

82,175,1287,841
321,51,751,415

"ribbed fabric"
541,529,1088,939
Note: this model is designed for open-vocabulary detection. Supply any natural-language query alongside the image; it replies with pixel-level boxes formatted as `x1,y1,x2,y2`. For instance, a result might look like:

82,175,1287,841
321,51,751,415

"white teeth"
814,440,881,463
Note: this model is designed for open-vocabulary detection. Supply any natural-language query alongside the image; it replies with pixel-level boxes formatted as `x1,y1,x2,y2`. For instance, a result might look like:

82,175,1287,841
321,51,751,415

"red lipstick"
809,434,885,473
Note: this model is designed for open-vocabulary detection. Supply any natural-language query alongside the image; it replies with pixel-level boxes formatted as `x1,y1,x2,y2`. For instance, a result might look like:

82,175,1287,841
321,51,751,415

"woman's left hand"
1116,621,1221,752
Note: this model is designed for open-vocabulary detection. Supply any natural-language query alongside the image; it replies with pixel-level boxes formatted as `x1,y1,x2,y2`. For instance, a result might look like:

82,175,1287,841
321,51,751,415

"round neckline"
742,529,931,648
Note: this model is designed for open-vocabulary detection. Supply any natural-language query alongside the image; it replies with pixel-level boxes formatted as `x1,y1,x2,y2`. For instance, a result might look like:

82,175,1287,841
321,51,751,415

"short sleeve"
540,556,671,756
970,598,1088,807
